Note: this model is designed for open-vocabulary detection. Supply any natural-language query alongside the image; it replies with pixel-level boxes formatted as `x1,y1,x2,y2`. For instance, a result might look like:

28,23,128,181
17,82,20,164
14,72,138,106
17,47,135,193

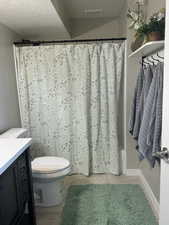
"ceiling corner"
50,0,72,38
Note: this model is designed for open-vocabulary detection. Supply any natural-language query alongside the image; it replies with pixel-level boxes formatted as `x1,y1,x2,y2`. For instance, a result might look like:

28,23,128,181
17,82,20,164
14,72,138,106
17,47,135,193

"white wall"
146,0,165,18
126,0,166,201
0,23,21,132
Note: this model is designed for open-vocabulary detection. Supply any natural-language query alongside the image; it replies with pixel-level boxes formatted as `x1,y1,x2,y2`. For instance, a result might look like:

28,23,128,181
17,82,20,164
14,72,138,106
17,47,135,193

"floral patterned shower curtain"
14,42,124,175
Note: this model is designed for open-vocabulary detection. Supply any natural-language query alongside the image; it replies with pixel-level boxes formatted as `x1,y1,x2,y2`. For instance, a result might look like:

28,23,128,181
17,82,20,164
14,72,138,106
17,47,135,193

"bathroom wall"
0,23,21,133
126,0,166,201
146,0,165,18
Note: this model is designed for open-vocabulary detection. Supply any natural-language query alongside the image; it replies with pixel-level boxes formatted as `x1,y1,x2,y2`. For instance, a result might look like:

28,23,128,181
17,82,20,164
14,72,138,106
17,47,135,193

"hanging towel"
148,63,163,157
128,65,153,140
128,66,144,137
138,63,163,167
133,66,154,139
143,66,154,105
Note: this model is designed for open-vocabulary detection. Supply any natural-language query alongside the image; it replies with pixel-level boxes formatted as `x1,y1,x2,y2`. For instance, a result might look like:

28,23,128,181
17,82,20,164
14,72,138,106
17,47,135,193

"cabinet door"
0,150,36,225
17,153,29,211
0,164,19,225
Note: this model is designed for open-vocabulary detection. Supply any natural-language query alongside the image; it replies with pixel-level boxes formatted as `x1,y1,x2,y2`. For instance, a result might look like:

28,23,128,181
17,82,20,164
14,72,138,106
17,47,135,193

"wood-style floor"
35,174,141,225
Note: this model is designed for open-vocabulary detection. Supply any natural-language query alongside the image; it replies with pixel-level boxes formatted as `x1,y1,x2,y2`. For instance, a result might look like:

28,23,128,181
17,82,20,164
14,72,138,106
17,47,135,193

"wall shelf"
128,41,165,58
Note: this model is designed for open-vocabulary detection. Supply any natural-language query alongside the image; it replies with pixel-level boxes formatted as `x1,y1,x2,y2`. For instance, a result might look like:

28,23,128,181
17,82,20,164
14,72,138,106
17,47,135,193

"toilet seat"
32,156,71,176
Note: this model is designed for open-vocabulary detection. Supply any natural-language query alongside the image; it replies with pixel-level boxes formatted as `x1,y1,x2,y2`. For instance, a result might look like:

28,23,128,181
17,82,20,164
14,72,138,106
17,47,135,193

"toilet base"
33,177,65,207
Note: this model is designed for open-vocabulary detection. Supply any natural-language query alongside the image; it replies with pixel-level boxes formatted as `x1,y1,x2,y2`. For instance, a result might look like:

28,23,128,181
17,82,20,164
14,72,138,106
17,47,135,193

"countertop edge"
0,138,32,175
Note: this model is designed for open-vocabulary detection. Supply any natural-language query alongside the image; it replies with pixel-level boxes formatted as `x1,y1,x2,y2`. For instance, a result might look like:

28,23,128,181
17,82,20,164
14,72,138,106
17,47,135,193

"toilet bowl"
32,156,71,207
0,128,71,207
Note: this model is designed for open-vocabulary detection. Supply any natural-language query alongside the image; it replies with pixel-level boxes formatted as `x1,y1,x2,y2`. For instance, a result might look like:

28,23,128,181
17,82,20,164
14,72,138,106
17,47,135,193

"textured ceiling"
0,0,126,39
0,0,70,39
62,0,126,18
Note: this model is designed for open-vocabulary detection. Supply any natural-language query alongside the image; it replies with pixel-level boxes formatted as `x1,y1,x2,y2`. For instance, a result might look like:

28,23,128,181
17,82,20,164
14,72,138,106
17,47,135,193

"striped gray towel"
138,63,163,167
128,67,144,137
128,65,153,140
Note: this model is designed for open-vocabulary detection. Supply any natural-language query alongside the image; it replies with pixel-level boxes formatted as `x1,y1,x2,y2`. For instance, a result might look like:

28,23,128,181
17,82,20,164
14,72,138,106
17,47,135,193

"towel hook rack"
151,55,160,63
157,52,164,60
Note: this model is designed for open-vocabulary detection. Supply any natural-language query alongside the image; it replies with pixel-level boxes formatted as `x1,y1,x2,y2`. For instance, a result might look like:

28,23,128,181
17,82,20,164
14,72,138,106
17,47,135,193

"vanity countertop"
0,138,32,175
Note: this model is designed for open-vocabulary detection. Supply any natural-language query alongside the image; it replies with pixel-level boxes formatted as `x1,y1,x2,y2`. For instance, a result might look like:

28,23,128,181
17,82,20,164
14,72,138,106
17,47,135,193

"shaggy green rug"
61,184,158,225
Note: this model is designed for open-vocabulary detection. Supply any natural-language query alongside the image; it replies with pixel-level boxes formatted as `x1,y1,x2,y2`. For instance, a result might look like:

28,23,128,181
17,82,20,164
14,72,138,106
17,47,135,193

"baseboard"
121,150,127,174
125,169,141,176
126,169,159,219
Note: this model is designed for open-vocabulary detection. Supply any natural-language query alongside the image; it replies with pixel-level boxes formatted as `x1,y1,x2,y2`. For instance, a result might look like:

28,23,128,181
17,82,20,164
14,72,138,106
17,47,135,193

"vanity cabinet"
0,148,36,225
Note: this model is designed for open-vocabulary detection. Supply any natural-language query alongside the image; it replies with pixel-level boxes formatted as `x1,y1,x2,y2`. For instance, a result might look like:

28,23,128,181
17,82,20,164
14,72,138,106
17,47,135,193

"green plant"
136,23,150,37
127,9,145,31
136,8,165,38
148,16,165,37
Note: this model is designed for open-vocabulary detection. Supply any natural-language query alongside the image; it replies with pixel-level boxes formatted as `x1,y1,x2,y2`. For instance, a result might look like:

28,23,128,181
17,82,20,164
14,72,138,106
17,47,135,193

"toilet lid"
31,156,70,174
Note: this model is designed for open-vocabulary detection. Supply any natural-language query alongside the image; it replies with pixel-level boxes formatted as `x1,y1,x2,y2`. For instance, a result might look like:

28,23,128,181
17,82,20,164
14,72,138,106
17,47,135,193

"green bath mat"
61,184,158,225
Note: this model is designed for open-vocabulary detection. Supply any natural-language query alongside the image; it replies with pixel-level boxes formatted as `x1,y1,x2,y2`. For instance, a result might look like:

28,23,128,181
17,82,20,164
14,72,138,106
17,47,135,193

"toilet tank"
0,128,28,138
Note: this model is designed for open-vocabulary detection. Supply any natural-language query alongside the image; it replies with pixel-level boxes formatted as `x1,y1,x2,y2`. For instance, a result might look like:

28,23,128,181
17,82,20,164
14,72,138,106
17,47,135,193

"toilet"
32,156,71,207
0,128,71,207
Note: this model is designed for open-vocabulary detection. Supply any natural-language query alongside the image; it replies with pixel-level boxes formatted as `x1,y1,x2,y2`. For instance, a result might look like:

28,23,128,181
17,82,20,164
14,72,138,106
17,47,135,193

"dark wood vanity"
0,144,36,225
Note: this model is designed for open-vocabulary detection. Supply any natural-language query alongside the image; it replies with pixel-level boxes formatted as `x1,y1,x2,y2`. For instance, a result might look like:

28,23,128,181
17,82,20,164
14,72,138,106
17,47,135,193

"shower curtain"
14,42,124,175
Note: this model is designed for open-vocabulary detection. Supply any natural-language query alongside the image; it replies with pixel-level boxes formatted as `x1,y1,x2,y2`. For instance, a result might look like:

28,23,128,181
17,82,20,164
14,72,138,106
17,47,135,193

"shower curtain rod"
14,38,126,46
